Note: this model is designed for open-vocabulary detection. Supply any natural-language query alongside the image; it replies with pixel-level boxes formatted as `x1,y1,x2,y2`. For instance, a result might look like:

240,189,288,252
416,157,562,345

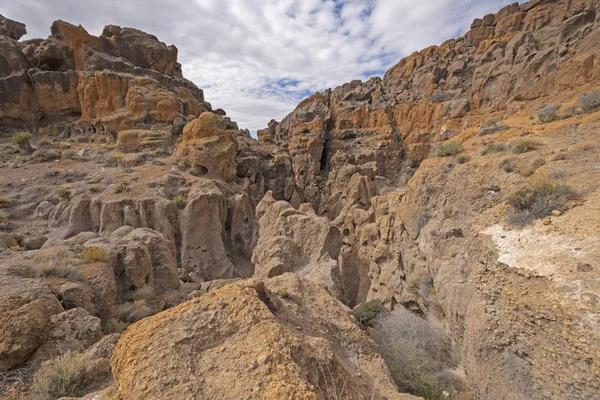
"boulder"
0,274,64,371
30,308,103,363
0,14,26,40
22,235,48,250
252,191,344,300
176,112,239,181
110,276,416,400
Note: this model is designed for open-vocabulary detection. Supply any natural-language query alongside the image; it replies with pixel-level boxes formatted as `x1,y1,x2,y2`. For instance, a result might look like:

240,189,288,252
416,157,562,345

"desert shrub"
0,198,11,208
374,309,460,400
353,299,388,327
457,155,470,164
578,90,600,112
32,352,97,400
506,173,574,226
58,187,71,203
113,180,129,194
12,132,33,151
32,250,85,281
436,142,463,157
115,300,154,324
483,143,506,155
537,103,561,123
511,139,542,154
79,247,109,264
172,194,187,207
480,119,510,136
0,211,9,222
10,245,25,252
500,157,518,173
549,167,566,179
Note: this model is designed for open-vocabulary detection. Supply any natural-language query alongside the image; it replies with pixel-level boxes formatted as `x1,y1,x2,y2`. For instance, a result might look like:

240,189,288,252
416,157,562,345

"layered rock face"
259,0,600,207
0,16,207,136
254,0,600,399
1,1,600,399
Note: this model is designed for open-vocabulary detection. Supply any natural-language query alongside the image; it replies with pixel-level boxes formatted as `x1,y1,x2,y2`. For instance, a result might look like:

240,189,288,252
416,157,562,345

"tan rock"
252,191,344,300
176,112,239,181
0,274,64,371
110,276,417,400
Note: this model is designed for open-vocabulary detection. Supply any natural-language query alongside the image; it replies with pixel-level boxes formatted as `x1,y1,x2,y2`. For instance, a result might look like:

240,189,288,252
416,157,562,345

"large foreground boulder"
110,274,416,399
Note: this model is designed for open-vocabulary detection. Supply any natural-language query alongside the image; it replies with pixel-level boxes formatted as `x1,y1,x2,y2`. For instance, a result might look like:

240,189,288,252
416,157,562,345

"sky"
2,0,513,132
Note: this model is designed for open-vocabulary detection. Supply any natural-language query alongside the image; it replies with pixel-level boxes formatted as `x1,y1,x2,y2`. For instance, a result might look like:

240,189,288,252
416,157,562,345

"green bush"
0,211,9,222
578,90,600,113
172,194,187,207
507,174,574,225
373,309,462,400
12,132,32,147
436,142,463,157
353,299,388,327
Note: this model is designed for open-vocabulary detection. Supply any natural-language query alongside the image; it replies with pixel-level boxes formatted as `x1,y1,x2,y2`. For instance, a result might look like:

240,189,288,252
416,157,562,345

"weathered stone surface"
30,307,103,363
252,191,344,300
0,274,64,371
0,18,209,131
117,129,173,153
0,14,26,40
110,276,416,400
180,182,238,280
176,113,239,181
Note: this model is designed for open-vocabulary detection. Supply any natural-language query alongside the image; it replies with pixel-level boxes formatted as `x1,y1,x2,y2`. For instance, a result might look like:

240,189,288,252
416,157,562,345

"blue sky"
3,0,513,131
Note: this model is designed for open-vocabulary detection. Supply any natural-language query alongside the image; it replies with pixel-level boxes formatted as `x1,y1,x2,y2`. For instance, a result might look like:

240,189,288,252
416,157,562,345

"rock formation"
0,1,599,399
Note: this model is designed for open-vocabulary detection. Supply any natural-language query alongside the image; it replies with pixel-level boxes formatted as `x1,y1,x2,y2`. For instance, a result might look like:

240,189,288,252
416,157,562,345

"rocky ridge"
0,1,599,399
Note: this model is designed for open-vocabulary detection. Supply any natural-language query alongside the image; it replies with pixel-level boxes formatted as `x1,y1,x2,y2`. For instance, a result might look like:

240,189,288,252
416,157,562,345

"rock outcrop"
110,275,417,400
0,19,208,134
259,0,600,209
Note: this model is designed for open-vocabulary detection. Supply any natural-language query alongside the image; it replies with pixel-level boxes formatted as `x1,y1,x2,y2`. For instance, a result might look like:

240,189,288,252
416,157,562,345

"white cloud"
2,0,513,132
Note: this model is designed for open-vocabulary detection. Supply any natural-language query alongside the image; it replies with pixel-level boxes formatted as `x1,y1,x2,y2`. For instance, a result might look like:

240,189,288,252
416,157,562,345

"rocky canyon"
0,0,599,399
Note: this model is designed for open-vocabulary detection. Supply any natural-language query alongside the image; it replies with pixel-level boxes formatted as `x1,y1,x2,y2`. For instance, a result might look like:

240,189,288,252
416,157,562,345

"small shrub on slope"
373,308,463,400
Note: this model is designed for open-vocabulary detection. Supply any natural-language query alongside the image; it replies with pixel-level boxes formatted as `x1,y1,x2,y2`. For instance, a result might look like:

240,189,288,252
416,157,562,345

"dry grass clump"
578,90,600,113
373,308,463,400
31,249,85,282
436,142,463,157
114,300,154,325
507,173,574,226
172,194,187,208
0,198,12,209
79,247,109,264
483,143,507,155
113,179,129,194
511,138,543,154
537,103,561,123
480,119,510,136
32,352,105,400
